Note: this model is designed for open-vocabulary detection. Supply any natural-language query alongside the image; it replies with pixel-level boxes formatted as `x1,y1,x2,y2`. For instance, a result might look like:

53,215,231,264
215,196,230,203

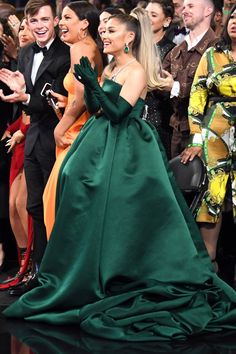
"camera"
40,82,62,119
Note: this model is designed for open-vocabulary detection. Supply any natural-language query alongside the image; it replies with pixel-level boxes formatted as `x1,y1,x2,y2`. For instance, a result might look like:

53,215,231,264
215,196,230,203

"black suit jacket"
17,36,70,156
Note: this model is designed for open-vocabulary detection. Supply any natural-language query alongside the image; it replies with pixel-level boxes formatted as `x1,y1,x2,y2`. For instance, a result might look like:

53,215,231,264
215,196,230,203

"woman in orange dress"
43,1,103,238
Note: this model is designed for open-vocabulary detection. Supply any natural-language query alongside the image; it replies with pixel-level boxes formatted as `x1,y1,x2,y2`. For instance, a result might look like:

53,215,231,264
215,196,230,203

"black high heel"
9,263,39,296
0,249,32,290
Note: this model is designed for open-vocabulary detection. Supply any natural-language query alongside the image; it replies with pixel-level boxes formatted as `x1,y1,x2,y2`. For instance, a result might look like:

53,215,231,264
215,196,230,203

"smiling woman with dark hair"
217,3,236,49
146,0,175,60
43,1,103,240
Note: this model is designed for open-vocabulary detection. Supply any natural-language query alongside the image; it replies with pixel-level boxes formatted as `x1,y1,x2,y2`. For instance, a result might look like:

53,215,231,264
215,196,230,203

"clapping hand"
7,15,21,38
0,69,25,92
0,69,28,103
74,56,98,89
0,34,18,59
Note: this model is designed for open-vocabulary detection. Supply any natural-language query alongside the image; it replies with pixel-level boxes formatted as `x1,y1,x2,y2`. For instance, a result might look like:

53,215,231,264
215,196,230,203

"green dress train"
3,79,236,341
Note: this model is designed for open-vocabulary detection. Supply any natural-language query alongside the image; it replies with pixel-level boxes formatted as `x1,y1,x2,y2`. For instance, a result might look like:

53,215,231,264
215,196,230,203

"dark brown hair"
67,1,99,40
25,0,57,18
216,3,236,51
149,0,174,19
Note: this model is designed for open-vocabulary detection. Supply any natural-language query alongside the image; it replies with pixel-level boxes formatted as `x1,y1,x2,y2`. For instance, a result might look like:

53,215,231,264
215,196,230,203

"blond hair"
130,7,168,91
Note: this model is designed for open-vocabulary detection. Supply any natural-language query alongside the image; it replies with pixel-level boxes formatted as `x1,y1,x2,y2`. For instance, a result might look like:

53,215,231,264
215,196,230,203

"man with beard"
162,0,217,158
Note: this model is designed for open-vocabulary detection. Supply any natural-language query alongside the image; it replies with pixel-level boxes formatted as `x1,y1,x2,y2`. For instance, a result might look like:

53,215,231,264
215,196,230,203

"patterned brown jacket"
163,28,217,132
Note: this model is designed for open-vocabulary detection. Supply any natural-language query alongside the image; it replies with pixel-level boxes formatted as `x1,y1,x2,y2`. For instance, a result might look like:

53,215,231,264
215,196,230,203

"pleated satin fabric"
4,80,236,341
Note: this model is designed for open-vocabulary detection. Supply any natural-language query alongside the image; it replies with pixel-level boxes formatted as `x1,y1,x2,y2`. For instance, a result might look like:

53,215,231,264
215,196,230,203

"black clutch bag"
169,155,208,217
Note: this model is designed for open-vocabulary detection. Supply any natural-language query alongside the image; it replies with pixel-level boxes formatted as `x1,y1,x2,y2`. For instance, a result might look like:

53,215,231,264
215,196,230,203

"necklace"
229,50,236,62
111,59,136,82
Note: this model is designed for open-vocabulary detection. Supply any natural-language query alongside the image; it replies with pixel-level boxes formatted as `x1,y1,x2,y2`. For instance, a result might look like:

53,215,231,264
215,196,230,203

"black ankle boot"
8,262,40,296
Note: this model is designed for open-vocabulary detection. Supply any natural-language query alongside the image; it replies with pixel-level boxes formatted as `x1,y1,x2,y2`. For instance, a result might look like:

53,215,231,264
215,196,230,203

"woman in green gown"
3,8,236,341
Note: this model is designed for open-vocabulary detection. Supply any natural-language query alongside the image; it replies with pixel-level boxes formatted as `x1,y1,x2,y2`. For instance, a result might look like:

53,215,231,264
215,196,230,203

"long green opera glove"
75,61,100,114
74,56,133,123
84,86,100,114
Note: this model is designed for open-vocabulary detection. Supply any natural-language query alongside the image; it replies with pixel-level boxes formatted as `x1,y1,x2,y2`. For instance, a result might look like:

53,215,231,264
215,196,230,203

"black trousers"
171,129,190,158
24,139,55,266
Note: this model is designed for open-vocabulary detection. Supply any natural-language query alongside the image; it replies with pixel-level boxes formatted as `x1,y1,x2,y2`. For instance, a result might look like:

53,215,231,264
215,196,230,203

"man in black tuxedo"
0,0,70,294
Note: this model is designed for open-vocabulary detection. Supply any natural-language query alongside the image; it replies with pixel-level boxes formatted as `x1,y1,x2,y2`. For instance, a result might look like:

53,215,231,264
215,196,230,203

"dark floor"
0,282,236,354
0,310,236,354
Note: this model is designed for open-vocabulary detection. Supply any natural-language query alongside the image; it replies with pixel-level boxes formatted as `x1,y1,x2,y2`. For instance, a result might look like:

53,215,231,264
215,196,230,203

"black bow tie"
175,27,188,36
32,43,48,55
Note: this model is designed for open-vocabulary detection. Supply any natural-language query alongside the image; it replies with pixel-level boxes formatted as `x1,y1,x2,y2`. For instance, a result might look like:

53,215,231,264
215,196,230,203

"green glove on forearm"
84,86,100,114
74,56,133,123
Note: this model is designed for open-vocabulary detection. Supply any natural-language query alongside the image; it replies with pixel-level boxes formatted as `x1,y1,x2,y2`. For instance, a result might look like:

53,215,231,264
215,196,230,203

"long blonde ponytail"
130,7,168,91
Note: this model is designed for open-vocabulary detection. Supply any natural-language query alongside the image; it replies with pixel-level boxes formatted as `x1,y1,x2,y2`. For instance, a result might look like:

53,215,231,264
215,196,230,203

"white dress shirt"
24,37,55,105
31,37,55,85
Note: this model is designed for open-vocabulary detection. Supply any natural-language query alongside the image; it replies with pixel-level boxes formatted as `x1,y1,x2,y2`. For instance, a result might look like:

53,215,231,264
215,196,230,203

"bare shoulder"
70,41,96,60
119,61,147,101
125,61,146,85
131,61,146,78
101,64,113,80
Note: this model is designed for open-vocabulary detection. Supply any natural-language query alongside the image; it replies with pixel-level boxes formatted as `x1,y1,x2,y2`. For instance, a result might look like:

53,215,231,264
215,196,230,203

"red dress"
7,115,29,187
7,115,33,272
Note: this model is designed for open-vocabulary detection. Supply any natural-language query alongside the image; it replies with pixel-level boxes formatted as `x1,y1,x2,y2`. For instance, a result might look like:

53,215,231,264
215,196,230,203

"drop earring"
124,43,129,54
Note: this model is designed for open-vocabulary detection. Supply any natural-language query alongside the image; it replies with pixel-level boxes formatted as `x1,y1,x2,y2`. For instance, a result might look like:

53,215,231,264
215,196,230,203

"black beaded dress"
145,35,175,159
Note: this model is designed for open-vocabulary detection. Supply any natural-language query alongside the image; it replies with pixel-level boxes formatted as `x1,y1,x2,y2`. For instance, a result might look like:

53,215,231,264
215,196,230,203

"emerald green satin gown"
3,80,236,341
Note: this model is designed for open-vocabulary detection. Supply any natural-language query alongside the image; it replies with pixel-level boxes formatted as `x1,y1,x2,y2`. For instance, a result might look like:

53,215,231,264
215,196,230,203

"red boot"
0,218,33,290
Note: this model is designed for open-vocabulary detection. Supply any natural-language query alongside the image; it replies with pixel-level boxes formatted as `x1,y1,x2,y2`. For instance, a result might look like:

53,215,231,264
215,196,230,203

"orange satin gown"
43,71,90,239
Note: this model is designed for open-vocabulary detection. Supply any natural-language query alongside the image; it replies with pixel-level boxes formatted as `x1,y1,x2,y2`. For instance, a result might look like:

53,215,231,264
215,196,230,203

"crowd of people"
0,0,236,342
